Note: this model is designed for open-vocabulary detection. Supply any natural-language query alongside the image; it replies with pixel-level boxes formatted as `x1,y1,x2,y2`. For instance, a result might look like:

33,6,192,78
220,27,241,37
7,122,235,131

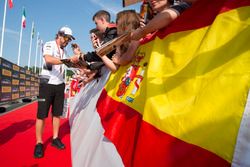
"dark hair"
92,10,111,22
89,28,103,40
71,43,79,49
89,28,98,34
55,31,68,39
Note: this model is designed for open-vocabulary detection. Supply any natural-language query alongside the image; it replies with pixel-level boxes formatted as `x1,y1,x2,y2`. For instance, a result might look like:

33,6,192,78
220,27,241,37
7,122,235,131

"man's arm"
84,51,102,62
131,8,179,40
131,1,192,41
44,55,63,65
43,41,63,65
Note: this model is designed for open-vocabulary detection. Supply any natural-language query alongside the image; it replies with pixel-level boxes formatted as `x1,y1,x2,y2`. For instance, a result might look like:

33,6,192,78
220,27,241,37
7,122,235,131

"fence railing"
0,57,39,104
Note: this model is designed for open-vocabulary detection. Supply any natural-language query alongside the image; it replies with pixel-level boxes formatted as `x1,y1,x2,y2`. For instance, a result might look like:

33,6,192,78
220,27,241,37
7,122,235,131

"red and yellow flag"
97,0,250,166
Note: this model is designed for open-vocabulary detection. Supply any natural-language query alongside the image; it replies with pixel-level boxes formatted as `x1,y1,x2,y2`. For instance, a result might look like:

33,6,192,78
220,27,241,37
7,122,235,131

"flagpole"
17,26,23,65
39,40,43,74
17,7,25,66
0,0,8,57
28,21,34,70
34,32,39,73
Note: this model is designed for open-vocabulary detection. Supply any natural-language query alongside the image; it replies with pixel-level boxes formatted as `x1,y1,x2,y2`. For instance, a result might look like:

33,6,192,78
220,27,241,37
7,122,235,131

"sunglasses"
63,36,72,42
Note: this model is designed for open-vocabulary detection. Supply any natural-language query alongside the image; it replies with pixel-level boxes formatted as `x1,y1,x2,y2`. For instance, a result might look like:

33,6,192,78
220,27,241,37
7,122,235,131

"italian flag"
22,8,26,28
70,0,250,166
8,0,13,8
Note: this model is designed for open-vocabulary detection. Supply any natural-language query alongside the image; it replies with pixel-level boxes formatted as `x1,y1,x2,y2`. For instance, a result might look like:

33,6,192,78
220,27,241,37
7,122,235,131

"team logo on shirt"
44,44,52,52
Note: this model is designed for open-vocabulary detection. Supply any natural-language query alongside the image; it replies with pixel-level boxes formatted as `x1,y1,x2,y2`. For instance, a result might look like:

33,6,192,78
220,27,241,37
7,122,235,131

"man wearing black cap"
34,26,75,158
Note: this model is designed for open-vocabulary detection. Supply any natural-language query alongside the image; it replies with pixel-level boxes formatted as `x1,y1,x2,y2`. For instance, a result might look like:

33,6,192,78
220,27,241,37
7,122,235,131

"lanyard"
56,42,64,73
56,43,64,58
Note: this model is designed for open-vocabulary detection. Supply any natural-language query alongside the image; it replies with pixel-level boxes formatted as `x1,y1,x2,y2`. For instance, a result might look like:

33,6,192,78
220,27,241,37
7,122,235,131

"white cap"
59,26,75,40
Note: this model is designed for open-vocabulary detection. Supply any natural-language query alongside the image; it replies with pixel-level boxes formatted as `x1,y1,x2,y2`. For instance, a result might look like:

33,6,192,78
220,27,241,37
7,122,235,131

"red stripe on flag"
141,0,250,45
97,90,142,167
22,21,26,28
133,122,230,167
97,90,230,167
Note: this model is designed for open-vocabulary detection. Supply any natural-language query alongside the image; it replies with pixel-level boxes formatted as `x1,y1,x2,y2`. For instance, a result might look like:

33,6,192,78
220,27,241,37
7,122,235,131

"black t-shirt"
84,27,117,63
170,1,192,15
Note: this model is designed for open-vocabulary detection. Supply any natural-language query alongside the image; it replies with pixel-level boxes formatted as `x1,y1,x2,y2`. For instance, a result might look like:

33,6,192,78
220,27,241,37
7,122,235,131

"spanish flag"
97,0,250,166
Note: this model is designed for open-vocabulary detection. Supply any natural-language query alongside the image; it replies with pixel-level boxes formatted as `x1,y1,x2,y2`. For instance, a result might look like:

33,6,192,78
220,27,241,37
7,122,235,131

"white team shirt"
41,40,67,85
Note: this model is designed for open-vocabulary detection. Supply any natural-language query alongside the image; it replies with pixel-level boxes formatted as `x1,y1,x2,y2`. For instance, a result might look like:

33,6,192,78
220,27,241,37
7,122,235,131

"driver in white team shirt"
34,26,75,158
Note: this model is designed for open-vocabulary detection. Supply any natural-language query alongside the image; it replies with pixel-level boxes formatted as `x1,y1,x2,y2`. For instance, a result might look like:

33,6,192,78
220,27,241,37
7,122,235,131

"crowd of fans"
68,0,194,90
34,0,196,159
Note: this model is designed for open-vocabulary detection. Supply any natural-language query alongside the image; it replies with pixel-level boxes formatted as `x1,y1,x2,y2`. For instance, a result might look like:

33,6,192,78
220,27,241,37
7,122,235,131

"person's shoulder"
106,23,117,32
44,40,56,48
108,23,116,28
46,40,56,45
106,27,117,36
43,41,56,53
44,40,55,46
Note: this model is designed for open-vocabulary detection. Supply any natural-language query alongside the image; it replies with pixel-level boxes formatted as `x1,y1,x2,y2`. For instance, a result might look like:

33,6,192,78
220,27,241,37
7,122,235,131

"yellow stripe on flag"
143,7,250,162
105,6,250,163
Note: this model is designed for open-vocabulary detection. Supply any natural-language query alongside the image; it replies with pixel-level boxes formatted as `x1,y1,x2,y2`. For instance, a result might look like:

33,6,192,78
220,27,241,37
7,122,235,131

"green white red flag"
22,8,26,28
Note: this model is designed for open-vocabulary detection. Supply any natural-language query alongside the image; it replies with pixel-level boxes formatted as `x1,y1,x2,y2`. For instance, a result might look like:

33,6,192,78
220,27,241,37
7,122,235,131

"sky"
0,0,140,68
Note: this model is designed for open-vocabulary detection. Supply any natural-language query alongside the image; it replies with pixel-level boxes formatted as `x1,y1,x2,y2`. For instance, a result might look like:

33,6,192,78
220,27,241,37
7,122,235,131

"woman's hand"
112,46,122,64
70,54,80,63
